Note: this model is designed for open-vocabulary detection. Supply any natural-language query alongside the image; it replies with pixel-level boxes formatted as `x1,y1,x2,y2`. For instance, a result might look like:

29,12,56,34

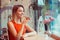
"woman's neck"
13,16,21,24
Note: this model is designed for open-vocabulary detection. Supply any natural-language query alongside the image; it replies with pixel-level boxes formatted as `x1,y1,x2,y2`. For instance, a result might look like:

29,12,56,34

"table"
24,34,55,40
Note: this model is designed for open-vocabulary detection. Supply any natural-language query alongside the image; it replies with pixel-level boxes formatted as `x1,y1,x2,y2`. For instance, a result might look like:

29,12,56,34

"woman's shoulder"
7,20,15,30
7,20,14,26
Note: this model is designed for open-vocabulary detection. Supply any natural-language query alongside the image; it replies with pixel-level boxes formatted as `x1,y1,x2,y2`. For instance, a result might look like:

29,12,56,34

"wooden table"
24,35,55,40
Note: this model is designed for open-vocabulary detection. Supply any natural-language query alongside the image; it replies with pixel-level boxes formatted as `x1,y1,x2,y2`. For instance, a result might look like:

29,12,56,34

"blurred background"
0,0,60,40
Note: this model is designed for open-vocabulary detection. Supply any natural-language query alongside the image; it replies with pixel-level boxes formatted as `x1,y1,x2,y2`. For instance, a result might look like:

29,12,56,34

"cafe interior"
0,0,60,40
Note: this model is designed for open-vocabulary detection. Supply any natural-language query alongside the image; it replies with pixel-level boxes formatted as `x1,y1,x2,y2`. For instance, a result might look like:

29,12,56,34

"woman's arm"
7,21,24,40
21,16,37,38
7,22,17,37
23,24,37,38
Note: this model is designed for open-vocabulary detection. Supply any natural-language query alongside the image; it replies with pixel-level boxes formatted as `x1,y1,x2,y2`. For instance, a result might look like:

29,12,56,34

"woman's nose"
22,12,24,15
20,12,24,15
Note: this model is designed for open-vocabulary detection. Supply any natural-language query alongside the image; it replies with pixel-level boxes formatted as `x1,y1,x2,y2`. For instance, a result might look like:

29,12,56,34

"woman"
7,5,36,40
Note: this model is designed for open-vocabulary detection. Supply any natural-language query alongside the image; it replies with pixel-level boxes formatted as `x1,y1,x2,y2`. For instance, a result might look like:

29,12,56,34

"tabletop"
24,34,55,40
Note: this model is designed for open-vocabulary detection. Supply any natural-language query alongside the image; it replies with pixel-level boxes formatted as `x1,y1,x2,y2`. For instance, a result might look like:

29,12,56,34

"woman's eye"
18,9,23,12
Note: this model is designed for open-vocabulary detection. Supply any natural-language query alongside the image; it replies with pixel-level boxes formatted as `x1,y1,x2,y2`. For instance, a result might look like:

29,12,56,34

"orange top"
8,20,26,40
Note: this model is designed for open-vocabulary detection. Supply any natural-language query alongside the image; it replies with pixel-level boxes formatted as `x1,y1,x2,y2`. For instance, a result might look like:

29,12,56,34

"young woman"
7,5,36,40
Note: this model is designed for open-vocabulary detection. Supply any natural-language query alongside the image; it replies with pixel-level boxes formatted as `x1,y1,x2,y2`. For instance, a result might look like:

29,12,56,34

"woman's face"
16,7,24,18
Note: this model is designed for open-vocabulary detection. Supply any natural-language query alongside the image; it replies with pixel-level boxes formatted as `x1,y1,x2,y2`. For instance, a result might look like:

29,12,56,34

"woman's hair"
12,5,25,14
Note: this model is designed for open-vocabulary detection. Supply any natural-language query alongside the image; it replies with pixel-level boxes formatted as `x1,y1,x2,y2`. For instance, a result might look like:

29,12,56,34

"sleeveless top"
8,20,26,40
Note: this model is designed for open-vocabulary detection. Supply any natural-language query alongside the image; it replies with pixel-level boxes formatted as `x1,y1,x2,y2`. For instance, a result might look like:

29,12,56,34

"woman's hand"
23,32,37,38
16,35,24,40
21,16,30,25
23,34,28,38
20,36,24,40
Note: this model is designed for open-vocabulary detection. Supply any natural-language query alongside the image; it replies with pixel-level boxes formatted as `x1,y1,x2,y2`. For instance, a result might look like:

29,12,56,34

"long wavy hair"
12,5,25,19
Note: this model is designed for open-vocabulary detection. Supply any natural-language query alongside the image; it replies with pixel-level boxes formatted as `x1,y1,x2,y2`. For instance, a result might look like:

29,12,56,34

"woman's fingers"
20,36,24,40
26,17,30,20
21,16,30,24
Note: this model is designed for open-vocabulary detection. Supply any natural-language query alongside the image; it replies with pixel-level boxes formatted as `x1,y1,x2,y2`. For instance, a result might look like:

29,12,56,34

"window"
37,0,45,6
